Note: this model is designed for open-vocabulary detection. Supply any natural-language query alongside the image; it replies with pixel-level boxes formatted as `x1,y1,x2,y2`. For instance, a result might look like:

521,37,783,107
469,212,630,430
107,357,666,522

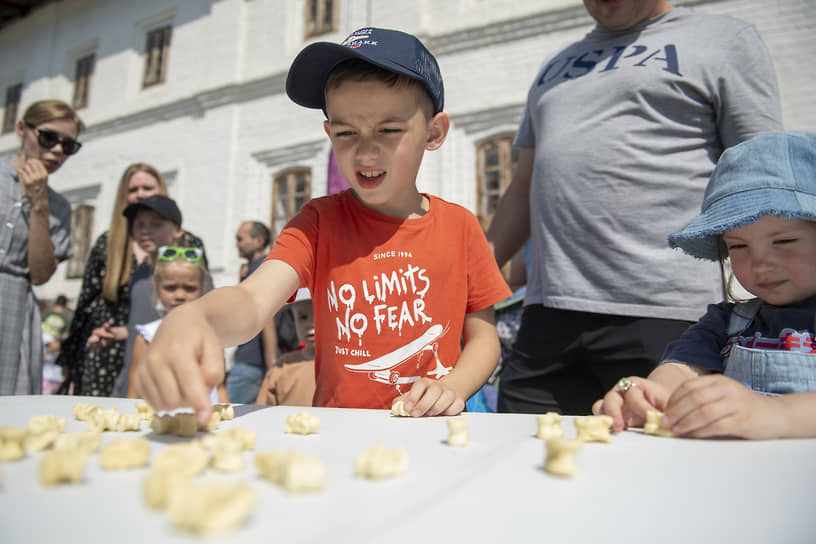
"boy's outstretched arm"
133,259,299,424
403,307,500,417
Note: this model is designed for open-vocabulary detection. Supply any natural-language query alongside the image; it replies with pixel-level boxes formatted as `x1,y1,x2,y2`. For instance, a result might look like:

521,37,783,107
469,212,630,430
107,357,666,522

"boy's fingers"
176,336,223,425
403,380,427,413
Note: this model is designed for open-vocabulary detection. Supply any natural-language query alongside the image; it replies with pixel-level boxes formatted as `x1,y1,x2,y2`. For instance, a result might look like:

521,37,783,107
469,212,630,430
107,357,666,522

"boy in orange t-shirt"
133,27,511,421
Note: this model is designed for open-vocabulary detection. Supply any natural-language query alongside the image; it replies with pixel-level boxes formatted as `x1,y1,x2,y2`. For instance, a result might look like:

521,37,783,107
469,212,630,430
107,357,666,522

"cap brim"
669,188,816,260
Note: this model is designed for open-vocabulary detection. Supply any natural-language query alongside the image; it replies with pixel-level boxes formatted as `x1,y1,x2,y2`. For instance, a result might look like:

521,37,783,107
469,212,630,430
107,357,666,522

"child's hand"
592,377,671,432
131,309,225,426
662,374,780,439
401,378,465,417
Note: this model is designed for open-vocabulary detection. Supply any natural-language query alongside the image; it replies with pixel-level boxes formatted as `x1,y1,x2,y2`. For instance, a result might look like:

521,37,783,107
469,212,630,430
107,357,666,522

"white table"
0,395,814,543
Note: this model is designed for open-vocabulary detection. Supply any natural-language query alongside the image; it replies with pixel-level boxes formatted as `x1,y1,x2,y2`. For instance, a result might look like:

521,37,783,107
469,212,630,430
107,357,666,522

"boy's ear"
425,112,450,151
323,120,331,138
173,226,184,241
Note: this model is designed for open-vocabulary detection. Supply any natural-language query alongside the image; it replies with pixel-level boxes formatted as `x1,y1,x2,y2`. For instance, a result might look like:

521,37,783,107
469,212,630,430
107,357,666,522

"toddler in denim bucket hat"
593,131,816,440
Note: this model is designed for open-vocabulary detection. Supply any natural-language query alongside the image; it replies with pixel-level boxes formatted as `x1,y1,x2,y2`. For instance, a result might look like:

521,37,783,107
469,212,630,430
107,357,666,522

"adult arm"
17,159,58,285
486,146,534,268
260,317,279,372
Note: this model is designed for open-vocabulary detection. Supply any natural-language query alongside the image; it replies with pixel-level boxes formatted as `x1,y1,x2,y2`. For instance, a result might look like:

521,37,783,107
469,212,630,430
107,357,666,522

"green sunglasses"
158,246,203,263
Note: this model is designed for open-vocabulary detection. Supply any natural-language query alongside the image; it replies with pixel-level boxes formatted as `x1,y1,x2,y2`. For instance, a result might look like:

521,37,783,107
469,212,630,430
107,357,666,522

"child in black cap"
134,28,511,421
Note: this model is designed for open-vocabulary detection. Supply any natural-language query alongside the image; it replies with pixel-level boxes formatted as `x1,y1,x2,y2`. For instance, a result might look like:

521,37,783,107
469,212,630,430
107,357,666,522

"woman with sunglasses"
57,164,208,397
0,99,84,394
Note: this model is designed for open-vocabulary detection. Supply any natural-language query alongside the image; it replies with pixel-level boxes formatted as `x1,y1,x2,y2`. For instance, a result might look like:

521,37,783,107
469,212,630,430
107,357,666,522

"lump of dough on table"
150,414,177,435
28,414,66,434
446,418,468,446
23,430,59,452
543,438,582,478
86,408,120,432
153,442,209,475
100,437,150,469
282,455,326,492
167,480,255,534
644,410,677,438
134,402,155,421
117,413,142,432
54,431,101,454
73,402,101,421
536,412,564,440
0,435,25,461
354,444,407,479
255,451,299,485
574,415,614,443
284,412,320,435
213,404,234,421
215,428,256,451
210,439,245,473
143,470,195,510
39,449,87,486
198,411,221,432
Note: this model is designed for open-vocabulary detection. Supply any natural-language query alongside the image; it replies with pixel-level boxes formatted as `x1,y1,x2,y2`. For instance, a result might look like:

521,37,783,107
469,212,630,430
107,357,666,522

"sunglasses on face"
25,123,82,155
158,246,203,263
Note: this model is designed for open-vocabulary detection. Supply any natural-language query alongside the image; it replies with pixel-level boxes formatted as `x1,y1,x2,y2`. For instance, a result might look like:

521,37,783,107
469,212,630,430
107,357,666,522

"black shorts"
497,305,693,415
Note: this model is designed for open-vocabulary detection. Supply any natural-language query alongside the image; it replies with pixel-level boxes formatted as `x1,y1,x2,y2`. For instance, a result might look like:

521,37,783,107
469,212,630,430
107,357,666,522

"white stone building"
0,0,814,302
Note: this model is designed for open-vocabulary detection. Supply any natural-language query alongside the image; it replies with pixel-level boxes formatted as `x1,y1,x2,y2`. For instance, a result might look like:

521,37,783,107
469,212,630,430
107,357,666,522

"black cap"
123,195,182,226
286,27,444,114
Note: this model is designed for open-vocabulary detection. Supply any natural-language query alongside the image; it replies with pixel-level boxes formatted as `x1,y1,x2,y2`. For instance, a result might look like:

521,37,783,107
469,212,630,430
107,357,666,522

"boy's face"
723,216,816,306
130,209,182,256
323,79,449,218
292,299,315,350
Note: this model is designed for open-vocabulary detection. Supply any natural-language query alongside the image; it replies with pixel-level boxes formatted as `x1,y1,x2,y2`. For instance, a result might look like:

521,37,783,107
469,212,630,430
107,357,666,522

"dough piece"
198,411,221,432
391,398,411,417
173,414,199,437
544,438,583,478
0,426,28,442
644,410,677,438
354,444,408,479
0,437,25,461
118,413,142,432
446,418,468,446
210,439,245,473
167,480,255,534
151,414,178,435
216,428,256,451
86,408,120,432
153,442,209,475
282,455,326,493
143,469,194,510
574,415,614,443
135,402,156,421
213,404,234,421
536,412,565,440
255,451,299,485
54,431,101,455
23,430,59,452
100,438,150,469
39,450,87,486
73,402,101,421
284,412,320,435
28,414,66,434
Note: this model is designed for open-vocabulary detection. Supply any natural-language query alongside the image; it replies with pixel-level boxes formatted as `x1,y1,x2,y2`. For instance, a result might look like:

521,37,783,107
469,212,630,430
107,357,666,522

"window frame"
304,0,337,39
271,169,312,237
142,25,172,88
72,53,95,110
2,83,22,135
476,136,518,230
65,204,95,279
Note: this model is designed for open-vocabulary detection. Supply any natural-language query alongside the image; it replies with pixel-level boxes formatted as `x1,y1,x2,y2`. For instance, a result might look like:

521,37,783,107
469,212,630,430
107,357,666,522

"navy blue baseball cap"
123,195,182,227
285,27,444,114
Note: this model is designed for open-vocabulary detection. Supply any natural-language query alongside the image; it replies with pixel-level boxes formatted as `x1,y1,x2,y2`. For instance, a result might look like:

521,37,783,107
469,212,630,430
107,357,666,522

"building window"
272,170,311,236
305,0,337,38
65,205,95,279
2,83,22,134
143,26,172,88
476,137,518,229
72,54,95,109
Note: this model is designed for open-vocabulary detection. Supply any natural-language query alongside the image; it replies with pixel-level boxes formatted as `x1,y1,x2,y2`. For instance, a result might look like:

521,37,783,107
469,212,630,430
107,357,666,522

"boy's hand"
662,374,779,440
401,378,465,417
592,377,671,432
132,311,225,426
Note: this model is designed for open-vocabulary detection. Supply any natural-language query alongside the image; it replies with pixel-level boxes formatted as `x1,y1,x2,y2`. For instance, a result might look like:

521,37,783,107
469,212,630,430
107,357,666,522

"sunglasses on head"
25,123,82,155
158,246,203,263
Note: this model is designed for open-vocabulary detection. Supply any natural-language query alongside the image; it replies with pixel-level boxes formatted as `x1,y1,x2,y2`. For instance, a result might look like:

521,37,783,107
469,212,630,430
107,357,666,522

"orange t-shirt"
268,190,511,409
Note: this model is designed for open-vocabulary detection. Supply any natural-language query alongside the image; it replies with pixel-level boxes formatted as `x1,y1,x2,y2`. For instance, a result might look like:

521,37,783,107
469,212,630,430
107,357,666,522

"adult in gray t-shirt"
488,1,783,414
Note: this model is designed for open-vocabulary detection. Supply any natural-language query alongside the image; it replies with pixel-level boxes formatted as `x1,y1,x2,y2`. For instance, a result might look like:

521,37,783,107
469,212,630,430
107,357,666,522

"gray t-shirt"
516,7,783,321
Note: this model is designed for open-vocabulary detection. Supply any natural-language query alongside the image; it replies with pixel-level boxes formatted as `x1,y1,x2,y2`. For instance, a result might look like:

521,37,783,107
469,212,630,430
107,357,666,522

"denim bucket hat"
285,27,444,114
668,131,816,261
